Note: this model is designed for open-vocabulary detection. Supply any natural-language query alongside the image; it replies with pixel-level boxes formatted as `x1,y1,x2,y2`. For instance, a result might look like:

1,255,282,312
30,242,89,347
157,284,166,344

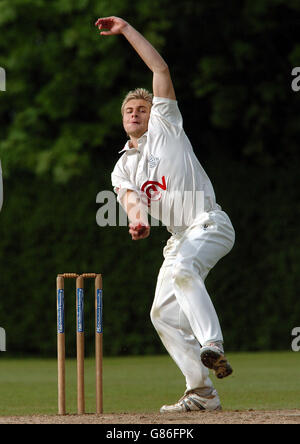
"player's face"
123,99,151,139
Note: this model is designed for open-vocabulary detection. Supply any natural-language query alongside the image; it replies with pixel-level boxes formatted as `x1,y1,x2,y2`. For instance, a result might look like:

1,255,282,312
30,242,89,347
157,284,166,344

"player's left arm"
120,189,150,241
95,16,176,100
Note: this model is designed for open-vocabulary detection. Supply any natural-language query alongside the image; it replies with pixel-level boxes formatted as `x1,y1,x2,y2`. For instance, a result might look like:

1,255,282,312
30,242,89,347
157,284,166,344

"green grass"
0,352,299,416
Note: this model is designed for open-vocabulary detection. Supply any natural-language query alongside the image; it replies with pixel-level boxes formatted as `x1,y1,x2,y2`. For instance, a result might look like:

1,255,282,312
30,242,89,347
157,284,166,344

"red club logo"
141,176,167,207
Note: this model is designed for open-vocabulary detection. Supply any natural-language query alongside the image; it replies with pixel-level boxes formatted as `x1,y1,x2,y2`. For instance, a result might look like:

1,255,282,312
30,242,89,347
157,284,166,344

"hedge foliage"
0,0,299,355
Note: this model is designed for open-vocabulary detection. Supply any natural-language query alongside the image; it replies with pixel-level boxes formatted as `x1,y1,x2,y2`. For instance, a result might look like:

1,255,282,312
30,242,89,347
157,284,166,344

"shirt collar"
118,132,148,154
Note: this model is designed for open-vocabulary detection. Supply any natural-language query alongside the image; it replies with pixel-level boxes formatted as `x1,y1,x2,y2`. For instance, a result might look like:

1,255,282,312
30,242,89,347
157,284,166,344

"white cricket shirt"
111,97,221,233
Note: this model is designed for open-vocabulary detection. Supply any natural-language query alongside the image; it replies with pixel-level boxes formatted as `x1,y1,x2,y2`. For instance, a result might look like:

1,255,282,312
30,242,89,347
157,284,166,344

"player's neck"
129,137,138,149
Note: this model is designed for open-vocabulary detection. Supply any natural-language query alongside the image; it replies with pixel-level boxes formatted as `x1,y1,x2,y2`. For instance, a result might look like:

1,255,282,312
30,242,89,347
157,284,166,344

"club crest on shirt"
148,154,160,168
141,176,166,207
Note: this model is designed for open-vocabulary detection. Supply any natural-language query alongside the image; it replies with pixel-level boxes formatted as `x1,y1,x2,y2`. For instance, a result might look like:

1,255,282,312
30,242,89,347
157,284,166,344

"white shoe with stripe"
160,389,221,413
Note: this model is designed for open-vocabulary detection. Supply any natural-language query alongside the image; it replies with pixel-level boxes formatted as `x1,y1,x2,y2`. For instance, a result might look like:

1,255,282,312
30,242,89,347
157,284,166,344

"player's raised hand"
95,16,128,36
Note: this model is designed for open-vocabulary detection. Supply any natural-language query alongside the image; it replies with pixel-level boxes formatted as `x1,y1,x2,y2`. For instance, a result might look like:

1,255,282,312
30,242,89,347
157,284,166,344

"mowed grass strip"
0,352,299,416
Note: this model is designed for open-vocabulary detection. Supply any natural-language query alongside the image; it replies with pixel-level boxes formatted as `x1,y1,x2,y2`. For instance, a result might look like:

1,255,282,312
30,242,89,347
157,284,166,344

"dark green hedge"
0,154,298,356
0,0,299,356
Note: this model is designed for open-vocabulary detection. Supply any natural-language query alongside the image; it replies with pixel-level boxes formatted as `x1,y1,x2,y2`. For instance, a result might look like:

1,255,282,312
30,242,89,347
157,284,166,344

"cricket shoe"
200,342,233,379
160,389,221,413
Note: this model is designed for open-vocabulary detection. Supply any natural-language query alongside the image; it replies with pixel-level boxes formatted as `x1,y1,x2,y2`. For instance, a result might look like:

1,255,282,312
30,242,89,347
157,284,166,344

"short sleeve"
150,96,183,129
111,158,139,204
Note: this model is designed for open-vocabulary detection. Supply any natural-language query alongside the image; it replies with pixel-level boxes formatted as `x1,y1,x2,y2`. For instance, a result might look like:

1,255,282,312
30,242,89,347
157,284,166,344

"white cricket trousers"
150,210,235,392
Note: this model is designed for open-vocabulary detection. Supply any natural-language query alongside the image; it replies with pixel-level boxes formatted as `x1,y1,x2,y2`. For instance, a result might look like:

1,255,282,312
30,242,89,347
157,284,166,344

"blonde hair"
121,88,153,115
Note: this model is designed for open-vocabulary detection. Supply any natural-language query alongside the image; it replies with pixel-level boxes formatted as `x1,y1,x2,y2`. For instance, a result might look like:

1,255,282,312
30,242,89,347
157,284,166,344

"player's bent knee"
150,305,170,331
150,305,159,327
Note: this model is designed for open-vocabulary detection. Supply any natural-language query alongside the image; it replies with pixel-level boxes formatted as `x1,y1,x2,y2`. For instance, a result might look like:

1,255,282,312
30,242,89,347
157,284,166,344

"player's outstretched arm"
95,16,176,100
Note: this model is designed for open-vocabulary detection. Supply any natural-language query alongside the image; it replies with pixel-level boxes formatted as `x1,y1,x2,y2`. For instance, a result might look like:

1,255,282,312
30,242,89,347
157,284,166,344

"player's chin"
126,126,146,139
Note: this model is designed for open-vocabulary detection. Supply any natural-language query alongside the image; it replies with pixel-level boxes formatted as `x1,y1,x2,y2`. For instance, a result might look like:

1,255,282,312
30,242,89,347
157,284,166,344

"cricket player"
96,16,235,412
